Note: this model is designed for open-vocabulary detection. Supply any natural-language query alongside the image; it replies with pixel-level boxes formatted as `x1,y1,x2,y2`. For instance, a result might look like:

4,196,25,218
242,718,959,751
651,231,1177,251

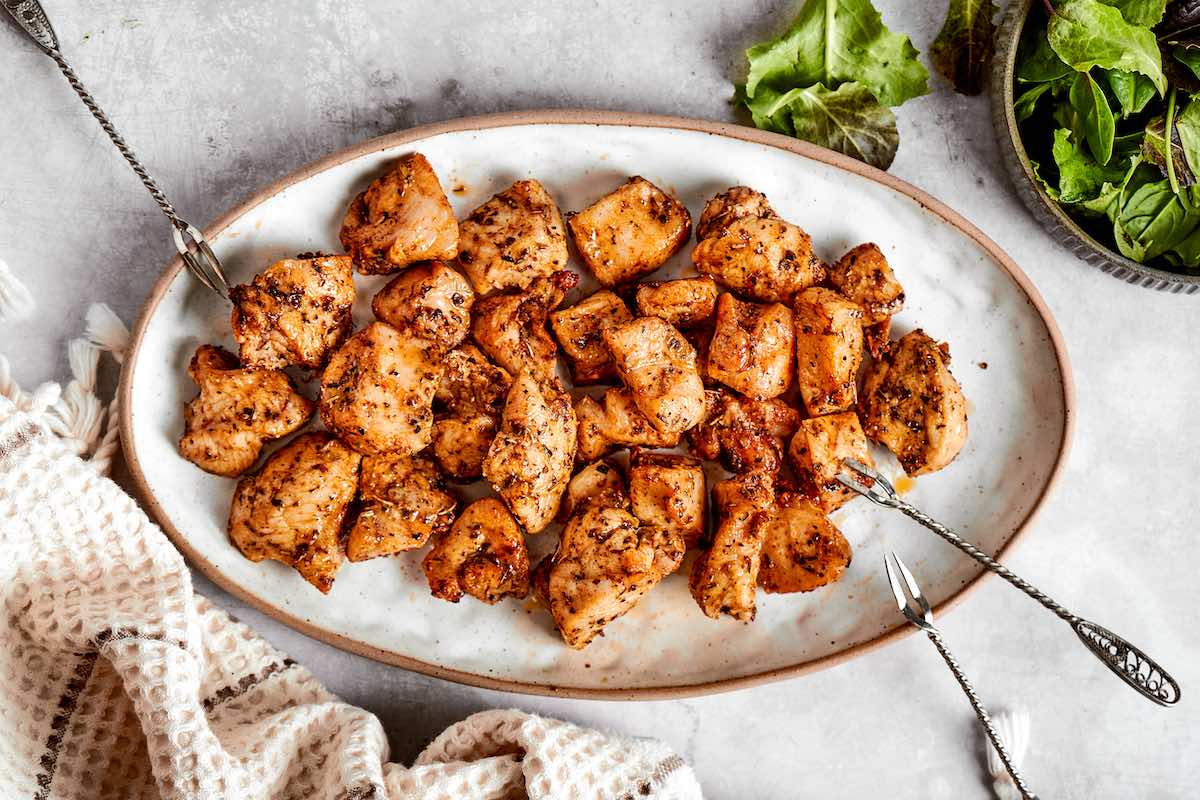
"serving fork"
838,459,1181,706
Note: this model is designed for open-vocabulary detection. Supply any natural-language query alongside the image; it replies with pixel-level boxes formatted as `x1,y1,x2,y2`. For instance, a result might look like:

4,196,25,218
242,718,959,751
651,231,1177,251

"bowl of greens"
994,0,1200,292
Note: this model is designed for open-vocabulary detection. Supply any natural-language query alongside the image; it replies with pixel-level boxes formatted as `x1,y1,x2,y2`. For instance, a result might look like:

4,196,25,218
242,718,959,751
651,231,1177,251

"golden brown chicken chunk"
692,216,824,303
560,459,629,521
628,450,707,548
634,277,719,328
603,316,706,435
688,391,802,475
430,344,512,480
319,322,441,456
707,293,794,399
228,432,360,594
574,388,681,461
689,469,774,621
694,186,778,242
567,176,692,287
788,412,873,512
860,330,968,476
457,179,569,295
471,270,578,378
683,324,717,386
371,260,475,349
180,345,314,477
346,453,457,562
793,287,865,416
339,153,459,275
422,498,530,604
828,243,904,359
549,290,634,384
229,254,355,370
543,506,685,649
482,370,577,533
758,496,852,594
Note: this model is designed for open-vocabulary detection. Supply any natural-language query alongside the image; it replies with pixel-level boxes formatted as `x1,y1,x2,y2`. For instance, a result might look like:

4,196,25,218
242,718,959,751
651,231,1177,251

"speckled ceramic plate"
120,111,1073,699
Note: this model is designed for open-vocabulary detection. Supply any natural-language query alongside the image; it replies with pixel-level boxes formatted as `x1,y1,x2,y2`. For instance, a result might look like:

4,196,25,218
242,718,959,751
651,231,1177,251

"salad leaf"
768,82,900,169
1069,72,1116,164
1047,0,1167,94
1014,81,1057,122
743,0,928,107
931,0,998,95
1113,178,1200,260
1016,14,1073,83
1173,45,1200,81
1096,0,1168,26
1103,69,1158,117
1142,98,1200,186
1052,128,1127,201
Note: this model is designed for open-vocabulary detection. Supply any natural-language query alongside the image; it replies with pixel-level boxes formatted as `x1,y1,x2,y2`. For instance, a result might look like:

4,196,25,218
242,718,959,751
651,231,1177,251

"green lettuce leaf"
1142,96,1200,188
1113,177,1200,260
1096,0,1168,26
1102,69,1158,118
767,82,900,169
1016,14,1073,83
1173,45,1200,82
1068,72,1116,164
1047,0,1166,94
931,0,998,95
1052,128,1127,202
1014,81,1056,122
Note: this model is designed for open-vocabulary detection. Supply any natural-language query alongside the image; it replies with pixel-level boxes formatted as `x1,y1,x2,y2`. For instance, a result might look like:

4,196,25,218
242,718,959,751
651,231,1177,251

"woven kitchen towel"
0,401,702,799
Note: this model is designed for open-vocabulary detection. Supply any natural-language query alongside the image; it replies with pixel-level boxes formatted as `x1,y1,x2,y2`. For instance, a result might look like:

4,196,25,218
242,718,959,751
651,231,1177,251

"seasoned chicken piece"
549,290,634,384
471,270,578,378
346,453,457,562
827,243,905,325
758,495,852,594
422,498,530,604
574,388,680,462
567,176,691,286
634,276,719,328
228,432,360,593
788,412,873,512
429,344,512,480
683,324,717,386
692,216,824,303
793,287,865,416
560,459,629,521
695,186,778,241
229,254,355,370
688,391,802,474
603,316,706,435
544,506,685,649
457,179,569,295
689,469,774,621
180,345,314,477
860,330,968,476
706,293,794,399
482,370,577,533
628,450,707,548
339,153,459,275
430,416,495,480
319,322,440,456
371,260,475,349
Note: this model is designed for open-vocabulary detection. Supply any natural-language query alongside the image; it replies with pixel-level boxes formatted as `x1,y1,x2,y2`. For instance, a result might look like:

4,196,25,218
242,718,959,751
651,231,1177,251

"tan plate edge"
118,109,1076,701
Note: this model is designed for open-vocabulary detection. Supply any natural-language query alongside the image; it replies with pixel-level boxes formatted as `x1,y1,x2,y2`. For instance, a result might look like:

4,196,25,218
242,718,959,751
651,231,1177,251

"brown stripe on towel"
32,651,99,800
0,421,42,465
617,754,687,799
202,658,298,713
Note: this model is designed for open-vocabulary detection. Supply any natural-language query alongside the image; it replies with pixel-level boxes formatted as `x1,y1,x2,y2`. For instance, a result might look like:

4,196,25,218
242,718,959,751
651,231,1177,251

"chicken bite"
574,388,681,462
560,459,629,521
567,176,692,286
549,290,634,384
471,270,578,378
692,215,824,303
828,243,904,359
628,450,707,548
689,469,774,621
758,495,852,594
482,370,577,533
688,391,802,474
788,412,873,512
339,152,459,275
346,453,457,562
603,316,706,435
634,276,719,329
180,345,314,477
695,186,777,241
371,260,475,349
543,506,685,649
707,293,794,399
457,179,569,295
430,344,513,480
860,329,968,476
228,432,360,594
793,287,865,416
423,497,530,604
319,322,441,456
229,254,355,370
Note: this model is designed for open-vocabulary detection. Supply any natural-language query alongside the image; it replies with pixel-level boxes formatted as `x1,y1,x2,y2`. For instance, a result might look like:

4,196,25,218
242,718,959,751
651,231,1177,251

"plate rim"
118,109,1076,700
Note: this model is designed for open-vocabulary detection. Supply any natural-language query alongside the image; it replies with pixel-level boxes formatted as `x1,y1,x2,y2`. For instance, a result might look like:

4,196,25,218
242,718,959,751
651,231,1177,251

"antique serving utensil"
839,459,1181,706
883,550,1038,800
4,0,230,297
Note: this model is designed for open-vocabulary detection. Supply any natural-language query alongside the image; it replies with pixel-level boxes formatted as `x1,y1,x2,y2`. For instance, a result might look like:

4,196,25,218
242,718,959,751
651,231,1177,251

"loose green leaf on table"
771,82,900,169
1052,128,1127,202
1096,0,1168,26
1068,72,1116,164
1103,69,1158,117
1047,0,1166,94
931,0,998,95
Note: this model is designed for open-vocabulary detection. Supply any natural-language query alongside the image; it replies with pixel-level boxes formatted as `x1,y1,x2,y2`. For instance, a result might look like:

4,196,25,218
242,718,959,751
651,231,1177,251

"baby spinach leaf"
1016,15,1073,83
1103,70,1157,118
1047,0,1166,94
1096,0,1167,26
1173,45,1200,81
1069,72,1116,164
1052,128,1128,202
931,0,998,95
1142,99,1200,186
778,82,900,169
1014,81,1056,122
1113,178,1200,260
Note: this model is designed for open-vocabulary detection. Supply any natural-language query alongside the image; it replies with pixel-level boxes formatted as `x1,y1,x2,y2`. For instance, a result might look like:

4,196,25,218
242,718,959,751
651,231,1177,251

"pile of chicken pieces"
181,152,969,650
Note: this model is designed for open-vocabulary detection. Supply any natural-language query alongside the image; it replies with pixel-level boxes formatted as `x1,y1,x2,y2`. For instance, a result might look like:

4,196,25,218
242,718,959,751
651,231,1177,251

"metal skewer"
4,0,230,297
838,459,1181,706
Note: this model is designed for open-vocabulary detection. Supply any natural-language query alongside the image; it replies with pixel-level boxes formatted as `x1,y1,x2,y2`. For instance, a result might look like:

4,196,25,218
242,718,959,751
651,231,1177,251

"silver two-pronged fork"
839,459,1181,707
883,550,1037,800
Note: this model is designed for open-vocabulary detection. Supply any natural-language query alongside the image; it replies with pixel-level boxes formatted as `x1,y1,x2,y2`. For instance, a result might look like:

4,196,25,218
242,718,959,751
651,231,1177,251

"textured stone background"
2,1,1197,797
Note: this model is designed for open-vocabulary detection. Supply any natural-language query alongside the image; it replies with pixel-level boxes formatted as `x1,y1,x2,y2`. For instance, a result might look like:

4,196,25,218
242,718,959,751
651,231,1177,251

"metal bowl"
991,0,1200,294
